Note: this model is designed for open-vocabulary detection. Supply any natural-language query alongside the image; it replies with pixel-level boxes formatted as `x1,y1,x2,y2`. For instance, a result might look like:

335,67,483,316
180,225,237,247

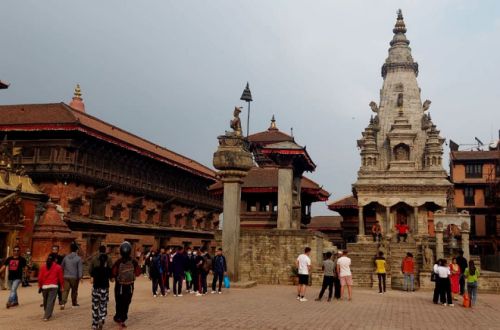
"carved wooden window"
38,147,51,160
90,197,106,219
464,187,475,206
68,197,83,215
128,198,144,223
393,144,410,161
21,147,34,159
146,209,157,224
160,207,171,225
496,162,500,178
111,203,125,221
174,213,183,227
465,164,482,178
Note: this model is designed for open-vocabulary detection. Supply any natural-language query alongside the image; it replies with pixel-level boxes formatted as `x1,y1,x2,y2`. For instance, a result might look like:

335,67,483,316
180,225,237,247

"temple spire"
393,9,407,34
268,115,278,130
69,84,86,112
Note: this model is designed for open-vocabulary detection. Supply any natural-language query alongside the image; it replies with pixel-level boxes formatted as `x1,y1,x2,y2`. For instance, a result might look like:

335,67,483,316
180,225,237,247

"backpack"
117,260,136,285
203,254,212,273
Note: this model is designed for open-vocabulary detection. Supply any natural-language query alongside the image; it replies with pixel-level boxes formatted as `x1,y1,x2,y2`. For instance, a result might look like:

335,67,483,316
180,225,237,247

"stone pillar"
213,132,253,282
291,175,302,229
413,206,419,236
461,228,470,261
277,167,293,230
221,177,243,282
385,206,391,237
435,224,444,260
357,205,367,242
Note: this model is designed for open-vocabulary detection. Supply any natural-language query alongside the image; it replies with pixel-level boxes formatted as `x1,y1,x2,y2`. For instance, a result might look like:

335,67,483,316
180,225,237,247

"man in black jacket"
172,246,188,297
456,250,468,295
211,248,227,294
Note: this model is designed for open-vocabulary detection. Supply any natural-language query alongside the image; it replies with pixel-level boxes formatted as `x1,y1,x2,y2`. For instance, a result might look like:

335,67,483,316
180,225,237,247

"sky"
1,1,500,215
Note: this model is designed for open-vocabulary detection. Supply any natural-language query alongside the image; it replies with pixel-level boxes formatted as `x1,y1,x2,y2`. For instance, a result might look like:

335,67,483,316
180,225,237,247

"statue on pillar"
229,107,243,137
423,241,434,270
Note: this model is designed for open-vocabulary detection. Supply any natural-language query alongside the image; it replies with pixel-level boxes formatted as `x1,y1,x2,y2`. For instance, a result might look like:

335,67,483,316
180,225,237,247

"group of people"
143,246,227,297
371,220,410,243
432,250,479,307
374,251,416,294
295,248,353,302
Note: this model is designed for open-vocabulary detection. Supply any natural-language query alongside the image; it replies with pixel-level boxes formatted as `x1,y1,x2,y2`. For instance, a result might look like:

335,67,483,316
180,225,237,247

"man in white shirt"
336,250,353,301
295,247,312,302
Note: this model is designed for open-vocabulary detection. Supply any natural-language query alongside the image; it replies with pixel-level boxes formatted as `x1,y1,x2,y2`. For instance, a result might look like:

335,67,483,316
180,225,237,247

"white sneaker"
189,291,195,294
153,294,157,298
296,296,300,300
299,298,308,302
177,294,183,297
442,303,447,306
211,291,216,294
449,304,454,307
196,293,203,297
218,291,222,295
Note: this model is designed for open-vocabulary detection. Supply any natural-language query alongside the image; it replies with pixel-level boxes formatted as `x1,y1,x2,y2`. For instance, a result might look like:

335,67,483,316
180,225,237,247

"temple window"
464,187,475,206
146,208,157,224
68,196,83,215
111,203,125,221
128,197,144,223
393,144,410,161
465,164,482,178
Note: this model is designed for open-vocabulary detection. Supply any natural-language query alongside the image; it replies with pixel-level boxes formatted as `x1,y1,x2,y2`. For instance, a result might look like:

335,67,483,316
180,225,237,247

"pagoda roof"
0,103,216,180
308,215,343,230
327,195,358,210
209,167,329,201
247,128,294,146
0,80,9,89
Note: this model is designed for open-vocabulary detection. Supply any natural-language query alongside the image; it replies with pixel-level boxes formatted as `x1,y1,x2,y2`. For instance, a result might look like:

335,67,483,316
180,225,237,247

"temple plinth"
213,132,253,282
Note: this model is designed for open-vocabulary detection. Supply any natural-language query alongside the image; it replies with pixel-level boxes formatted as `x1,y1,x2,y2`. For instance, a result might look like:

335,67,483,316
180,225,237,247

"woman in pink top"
38,255,64,321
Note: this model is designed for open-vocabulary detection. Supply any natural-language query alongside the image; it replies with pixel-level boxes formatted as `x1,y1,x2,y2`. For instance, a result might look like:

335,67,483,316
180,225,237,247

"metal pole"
246,101,251,137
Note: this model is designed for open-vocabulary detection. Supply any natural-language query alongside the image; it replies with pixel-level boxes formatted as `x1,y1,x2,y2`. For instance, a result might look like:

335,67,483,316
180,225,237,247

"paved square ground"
1,277,499,329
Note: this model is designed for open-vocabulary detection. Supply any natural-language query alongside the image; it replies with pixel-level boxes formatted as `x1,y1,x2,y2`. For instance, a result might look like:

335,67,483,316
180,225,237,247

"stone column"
435,223,444,260
213,132,253,282
357,205,367,242
277,167,293,230
385,206,392,238
413,206,419,236
291,175,302,230
461,228,470,261
221,177,244,282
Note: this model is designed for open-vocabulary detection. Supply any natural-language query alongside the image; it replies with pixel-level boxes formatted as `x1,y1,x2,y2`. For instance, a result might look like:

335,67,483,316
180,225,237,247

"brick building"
0,87,222,263
450,139,500,254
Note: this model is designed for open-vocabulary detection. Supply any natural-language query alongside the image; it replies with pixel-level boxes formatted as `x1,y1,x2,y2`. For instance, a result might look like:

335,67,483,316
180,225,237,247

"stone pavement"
1,277,500,330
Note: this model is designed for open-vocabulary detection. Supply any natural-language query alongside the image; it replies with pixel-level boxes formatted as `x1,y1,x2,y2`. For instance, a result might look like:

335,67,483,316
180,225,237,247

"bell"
449,236,458,249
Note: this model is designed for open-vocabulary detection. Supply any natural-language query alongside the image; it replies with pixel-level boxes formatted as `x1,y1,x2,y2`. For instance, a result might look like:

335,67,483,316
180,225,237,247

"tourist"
144,249,152,279
464,260,479,307
111,241,142,329
401,252,415,292
336,250,353,301
395,220,409,243
88,245,113,330
449,257,460,301
192,248,202,295
212,248,227,294
456,250,468,295
315,251,334,302
371,221,382,242
197,247,211,295
295,247,312,302
186,247,196,293
149,250,164,297
49,245,65,305
436,259,453,306
38,254,64,321
165,247,174,293
0,246,27,308
60,242,83,309
172,246,188,297
432,259,444,304
374,251,386,294
332,251,342,300
22,248,32,287
159,248,168,295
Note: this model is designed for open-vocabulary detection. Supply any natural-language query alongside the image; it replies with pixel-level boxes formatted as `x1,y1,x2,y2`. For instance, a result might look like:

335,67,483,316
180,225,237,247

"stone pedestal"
277,168,293,229
435,228,444,260
213,134,253,282
461,229,470,261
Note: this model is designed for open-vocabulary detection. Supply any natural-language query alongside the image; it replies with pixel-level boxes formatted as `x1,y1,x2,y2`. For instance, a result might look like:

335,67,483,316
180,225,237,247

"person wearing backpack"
89,245,113,330
111,241,142,329
211,248,227,294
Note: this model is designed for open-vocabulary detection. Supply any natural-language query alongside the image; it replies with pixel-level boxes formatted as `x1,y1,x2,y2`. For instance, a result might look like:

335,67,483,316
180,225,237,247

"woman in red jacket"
38,255,64,321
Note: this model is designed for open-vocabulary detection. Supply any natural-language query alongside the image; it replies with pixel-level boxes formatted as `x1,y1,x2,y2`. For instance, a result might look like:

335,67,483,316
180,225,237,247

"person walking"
172,246,188,297
38,254,64,321
60,242,83,309
149,250,162,297
437,259,453,306
375,251,386,294
456,250,468,296
401,252,415,292
315,252,334,302
211,248,227,294
49,245,65,306
332,251,342,300
89,245,113,330
111,241,142,329
0,246,27,308
336,250,353,301
464,260,479,307
449,257,460,301
295,247,312,302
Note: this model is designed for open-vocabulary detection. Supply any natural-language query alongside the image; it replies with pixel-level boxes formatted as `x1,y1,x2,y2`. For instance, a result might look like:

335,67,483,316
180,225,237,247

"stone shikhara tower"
353,10,452,241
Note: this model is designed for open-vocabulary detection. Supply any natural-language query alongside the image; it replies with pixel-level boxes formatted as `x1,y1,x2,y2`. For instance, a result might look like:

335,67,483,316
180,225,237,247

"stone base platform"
231,280,258,289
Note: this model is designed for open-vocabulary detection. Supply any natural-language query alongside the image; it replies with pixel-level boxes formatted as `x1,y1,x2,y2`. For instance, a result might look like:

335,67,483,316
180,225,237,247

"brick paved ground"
1,277,500,330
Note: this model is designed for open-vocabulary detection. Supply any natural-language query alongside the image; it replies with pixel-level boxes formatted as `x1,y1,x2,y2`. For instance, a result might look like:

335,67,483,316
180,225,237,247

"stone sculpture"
229,107,243,136
422,99,431,111
369,101,379,113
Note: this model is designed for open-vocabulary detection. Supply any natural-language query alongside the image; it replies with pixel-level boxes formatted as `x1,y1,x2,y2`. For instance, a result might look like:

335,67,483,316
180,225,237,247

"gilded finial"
74,84,82,98
269,115,278,130
393,9,407,34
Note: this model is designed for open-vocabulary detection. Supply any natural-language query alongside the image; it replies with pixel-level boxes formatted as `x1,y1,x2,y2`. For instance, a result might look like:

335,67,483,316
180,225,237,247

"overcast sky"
1,1,499,215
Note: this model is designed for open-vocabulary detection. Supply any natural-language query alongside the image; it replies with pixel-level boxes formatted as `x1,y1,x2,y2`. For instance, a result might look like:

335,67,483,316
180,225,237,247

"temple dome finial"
393,9,407,34
69,83,85,112
269,115,278,130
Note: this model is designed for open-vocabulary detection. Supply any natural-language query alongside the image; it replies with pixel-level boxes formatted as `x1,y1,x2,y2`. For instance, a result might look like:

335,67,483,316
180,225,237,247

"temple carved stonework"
353,10,452,239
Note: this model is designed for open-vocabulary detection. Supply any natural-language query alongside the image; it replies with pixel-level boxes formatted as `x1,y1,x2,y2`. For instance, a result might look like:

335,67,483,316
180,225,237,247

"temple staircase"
388,241,420,290
346,242,379,288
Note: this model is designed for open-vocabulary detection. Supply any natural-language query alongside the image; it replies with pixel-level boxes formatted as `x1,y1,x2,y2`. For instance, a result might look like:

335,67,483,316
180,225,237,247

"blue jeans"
403,273,414,291
467,282,478,306
7,279,21,304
